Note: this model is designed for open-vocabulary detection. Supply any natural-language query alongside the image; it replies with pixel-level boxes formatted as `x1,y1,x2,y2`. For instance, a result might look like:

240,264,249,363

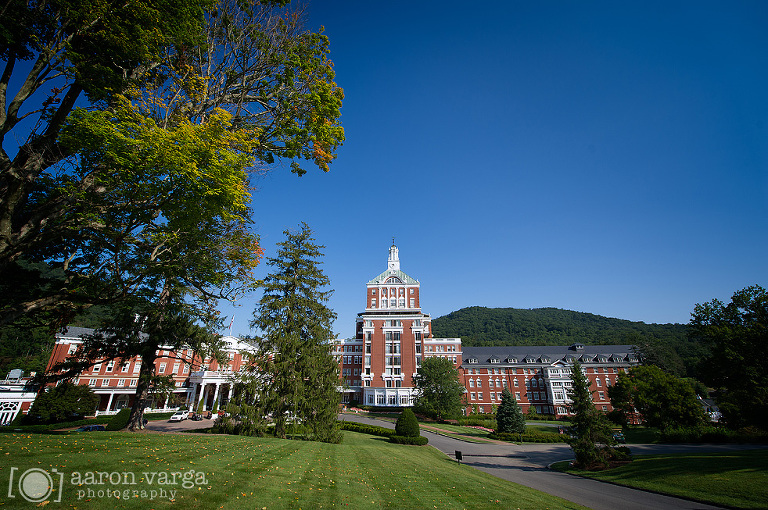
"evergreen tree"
567,361,617,469
395,408,421,437
496,388,526,434
251,224,340,443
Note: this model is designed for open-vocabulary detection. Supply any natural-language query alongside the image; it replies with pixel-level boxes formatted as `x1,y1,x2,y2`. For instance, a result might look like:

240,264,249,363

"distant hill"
431,307,707,377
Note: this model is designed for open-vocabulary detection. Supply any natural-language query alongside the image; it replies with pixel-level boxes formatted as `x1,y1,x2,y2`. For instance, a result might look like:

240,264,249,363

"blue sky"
224,0,768,339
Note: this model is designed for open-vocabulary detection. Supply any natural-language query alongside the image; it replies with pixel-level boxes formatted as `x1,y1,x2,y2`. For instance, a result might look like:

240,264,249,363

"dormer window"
490,357,499,364
468,358,478,364
506,357,517,363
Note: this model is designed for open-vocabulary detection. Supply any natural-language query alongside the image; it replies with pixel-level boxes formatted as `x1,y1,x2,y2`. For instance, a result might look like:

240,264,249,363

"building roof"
367,268,419,285
462,344,639,366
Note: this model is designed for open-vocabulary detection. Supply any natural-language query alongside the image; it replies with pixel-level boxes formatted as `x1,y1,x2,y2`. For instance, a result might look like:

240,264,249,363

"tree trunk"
127,350,157,431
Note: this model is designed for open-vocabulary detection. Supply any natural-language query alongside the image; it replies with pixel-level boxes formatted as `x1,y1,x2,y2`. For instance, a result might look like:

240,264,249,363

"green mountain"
431,307,707,377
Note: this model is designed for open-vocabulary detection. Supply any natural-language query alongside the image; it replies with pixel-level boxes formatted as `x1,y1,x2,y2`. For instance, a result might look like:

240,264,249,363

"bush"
389,435,429,445
106,408,131,431
659,425,768,443
338,421,394,438
395,408,420,437
25,382,98,424
489,431,568,443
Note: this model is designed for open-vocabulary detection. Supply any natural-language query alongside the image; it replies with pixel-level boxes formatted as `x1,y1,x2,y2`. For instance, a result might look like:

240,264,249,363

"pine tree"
395,408,421,437
567,361,617,469
496,388,526,434
251,223,341,443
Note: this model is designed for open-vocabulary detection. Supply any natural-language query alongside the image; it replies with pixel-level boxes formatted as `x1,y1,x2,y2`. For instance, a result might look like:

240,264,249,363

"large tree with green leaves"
0,0,344,328
250,223,340,443
608,365,705,430
25,381,98,424
496,388,526,434
413,356,465,420
689,285,768,429
567,361,617,469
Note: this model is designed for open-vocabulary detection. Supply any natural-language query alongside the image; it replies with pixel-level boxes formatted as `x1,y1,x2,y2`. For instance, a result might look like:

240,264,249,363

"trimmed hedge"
338,421,394,438
106,408,131,431
489,431,568,443
395,409,420,437
389,435,429,445
659,425,768,443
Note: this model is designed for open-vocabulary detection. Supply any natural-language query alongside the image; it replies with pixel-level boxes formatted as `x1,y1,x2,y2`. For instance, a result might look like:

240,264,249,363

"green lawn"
1,430,586,509
553,450,768,509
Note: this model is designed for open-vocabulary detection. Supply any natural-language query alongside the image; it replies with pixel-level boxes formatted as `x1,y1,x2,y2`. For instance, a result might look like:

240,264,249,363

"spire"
387,241,400,271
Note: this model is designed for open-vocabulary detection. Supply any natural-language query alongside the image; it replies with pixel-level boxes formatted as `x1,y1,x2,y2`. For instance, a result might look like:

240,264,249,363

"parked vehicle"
190,413,203,421
169,410,189,422
76,425,106,432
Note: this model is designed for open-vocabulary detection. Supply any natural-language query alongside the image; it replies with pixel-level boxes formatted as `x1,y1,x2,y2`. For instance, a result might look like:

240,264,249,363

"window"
118,379,125,387
410,298,415,307
172,363,180,374
371,289,376,295
602,405,608,411
490,392,495,400
470,392,476,400
469,379,474,388
489,380,494,388
371,299,376,307
100,379,108,387
121,363,129,373
478,392,483,400
478,406,484,413
183,364,189,374
158,363,166,374
129,379,137,387
515,392,521,400
92,363,102,373
598,392,605,400
133,363,141,373
513,379,519,387
476,379,482,387
596,378,602,387
376,395,384,405
68,344,77,355
88,379,96,387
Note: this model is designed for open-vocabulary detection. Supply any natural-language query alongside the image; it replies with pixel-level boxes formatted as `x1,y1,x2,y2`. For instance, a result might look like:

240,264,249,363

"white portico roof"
367,268,419,285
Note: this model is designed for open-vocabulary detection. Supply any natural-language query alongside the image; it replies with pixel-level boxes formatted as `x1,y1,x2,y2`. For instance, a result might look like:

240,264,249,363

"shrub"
338,421,394,438
25,382,99,424
395,408,420,437
489,431,568,443
389,435,429,445
106,408,131,431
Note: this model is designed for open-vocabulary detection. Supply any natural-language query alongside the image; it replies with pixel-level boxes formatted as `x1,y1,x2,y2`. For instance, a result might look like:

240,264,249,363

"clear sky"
223,0,768,339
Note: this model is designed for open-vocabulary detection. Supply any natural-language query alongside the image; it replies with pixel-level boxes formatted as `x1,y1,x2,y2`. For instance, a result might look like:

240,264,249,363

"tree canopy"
608,365,705,430
0,0,344,331
689,285,768,429
495,388,526,434
412,356,465,420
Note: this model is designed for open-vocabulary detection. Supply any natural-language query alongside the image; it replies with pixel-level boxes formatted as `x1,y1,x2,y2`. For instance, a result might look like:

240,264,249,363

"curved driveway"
340,414,737,510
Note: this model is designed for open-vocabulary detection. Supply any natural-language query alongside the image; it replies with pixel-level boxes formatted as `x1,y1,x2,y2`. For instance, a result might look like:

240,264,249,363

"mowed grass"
0,431,586,509
554,450,768,509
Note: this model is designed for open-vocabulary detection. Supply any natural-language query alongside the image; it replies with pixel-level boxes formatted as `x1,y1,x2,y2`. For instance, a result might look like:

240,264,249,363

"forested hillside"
431,307,707,377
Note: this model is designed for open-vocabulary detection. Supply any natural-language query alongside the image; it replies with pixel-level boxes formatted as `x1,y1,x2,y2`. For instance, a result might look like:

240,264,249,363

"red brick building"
335,243,461,406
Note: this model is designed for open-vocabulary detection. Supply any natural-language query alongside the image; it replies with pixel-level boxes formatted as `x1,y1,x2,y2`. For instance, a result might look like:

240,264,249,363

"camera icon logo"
7,467,64,503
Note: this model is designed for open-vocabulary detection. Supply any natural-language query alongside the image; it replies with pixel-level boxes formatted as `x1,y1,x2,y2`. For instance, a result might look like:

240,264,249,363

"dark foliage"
106,408,132,431
389,435,429,445
25,382,98,424
395,408,421,438
432,307,704,376
338,421,394,438
496,388,526,434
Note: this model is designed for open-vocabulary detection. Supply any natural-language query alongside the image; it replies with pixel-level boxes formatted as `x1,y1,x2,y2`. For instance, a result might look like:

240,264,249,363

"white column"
214,383,221,406
105,392,115,413
196,383,206,409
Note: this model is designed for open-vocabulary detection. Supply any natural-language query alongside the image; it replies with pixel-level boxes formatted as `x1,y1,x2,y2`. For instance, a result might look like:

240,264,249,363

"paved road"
340,414,739,510
145,416,215,433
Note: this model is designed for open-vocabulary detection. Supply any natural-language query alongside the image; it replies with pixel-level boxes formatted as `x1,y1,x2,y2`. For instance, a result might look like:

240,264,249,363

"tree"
567,361,617,469
395,408,420,438
608,365,705,430
496,388,525,434
1,0,343,327
250,223,340,443
412,356,465,420
689,285,768,429
26,382,98,424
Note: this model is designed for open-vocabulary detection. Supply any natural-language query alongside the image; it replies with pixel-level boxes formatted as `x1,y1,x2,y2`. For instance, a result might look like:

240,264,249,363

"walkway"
340,413,726,510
